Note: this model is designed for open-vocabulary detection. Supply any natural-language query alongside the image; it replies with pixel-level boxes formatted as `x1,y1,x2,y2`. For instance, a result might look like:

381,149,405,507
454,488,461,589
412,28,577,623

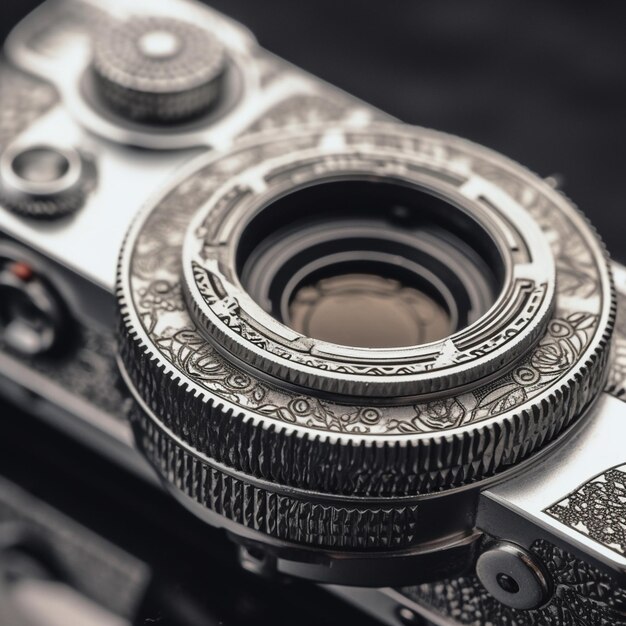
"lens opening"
287,269,453,349
237,179,504,349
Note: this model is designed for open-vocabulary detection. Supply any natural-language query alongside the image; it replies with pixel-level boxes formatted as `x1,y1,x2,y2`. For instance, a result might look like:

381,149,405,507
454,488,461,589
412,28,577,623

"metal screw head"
395,606,425,625
476,541,551,610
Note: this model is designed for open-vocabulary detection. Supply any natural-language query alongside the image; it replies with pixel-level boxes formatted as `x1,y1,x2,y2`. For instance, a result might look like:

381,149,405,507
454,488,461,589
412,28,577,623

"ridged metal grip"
131,406,422,550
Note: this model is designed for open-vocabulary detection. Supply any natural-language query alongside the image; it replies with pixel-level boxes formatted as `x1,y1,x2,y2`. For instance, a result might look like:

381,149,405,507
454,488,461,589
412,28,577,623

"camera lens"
237,180,502,350
117,124,613,584
184,166,551,399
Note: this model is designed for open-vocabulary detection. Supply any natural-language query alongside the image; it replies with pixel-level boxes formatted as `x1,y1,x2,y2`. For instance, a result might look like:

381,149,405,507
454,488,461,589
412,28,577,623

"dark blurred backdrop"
2,1,626,260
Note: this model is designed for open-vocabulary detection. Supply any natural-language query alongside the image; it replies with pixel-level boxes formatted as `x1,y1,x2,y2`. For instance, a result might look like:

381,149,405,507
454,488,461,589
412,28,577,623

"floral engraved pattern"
127,129,608,435
383,312,598,434
546,464,626,556
257,399,382,433
155,327,267,406
141,307,598,435
138,280,185,313
410,399,466,432
533,316,595,373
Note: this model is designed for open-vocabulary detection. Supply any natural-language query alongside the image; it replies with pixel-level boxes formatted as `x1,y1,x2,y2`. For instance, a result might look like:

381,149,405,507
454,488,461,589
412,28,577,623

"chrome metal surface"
480,391,626,575
0,0,375,292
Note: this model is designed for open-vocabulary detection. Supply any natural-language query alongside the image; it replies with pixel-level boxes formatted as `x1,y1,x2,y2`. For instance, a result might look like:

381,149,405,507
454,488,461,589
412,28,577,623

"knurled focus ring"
117,123,614,504
130,404,422,550
0,143,96,219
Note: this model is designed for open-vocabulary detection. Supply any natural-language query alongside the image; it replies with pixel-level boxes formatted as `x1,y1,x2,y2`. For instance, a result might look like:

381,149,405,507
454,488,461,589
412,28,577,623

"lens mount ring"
181,145,555,399
117,122,614,506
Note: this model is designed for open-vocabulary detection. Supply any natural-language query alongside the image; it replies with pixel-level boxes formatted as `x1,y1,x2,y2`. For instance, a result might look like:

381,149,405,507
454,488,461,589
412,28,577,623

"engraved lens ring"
181,146,556,398
117,123,614,578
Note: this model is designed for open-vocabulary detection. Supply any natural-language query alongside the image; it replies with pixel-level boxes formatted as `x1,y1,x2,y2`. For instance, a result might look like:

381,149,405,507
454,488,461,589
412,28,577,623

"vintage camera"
0,1,625,624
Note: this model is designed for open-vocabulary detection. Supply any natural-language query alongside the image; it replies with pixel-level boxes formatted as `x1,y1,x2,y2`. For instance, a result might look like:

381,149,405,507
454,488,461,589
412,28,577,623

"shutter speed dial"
92,17,227,123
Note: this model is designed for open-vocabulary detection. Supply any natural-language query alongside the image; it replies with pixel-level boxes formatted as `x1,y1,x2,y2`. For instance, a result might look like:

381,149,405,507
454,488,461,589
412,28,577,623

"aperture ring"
130,406,422,550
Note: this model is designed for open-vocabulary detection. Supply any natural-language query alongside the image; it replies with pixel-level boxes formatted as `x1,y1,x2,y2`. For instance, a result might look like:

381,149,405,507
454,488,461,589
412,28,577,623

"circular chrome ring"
117,122,614,502
0,144,83,199
0,143,94,218
181,144,556,398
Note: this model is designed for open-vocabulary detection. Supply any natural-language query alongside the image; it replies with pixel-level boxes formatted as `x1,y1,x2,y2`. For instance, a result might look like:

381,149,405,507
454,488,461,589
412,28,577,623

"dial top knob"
116,124,613,565
92,17,226,123
137,30,183,60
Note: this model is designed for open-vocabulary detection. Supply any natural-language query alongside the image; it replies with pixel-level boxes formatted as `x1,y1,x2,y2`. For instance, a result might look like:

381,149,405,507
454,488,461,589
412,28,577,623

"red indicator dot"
9,261,34,282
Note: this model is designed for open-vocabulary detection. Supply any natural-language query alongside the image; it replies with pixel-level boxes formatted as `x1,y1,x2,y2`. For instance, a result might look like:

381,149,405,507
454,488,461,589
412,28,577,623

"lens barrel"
117,123,614,584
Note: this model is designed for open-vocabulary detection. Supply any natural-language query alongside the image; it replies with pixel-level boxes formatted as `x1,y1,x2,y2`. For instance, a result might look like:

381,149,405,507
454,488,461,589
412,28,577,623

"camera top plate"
0,0,376,298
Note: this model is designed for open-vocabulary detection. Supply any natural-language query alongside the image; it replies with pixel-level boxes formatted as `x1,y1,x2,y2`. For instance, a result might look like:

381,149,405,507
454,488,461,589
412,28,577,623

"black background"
2,1,626,260
211,1,626,263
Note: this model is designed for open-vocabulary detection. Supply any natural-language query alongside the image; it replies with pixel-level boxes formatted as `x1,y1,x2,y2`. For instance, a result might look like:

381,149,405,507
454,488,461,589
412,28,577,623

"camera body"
0,0,375,471
1,1,626,625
